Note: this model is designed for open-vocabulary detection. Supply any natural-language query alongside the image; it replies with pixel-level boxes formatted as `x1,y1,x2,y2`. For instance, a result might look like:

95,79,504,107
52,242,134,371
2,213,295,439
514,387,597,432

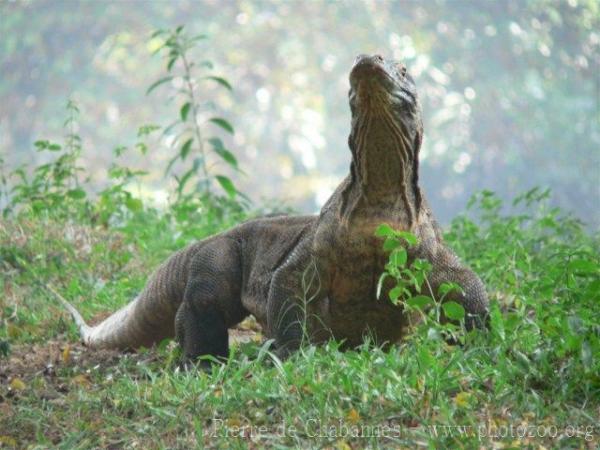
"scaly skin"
63,54,488,362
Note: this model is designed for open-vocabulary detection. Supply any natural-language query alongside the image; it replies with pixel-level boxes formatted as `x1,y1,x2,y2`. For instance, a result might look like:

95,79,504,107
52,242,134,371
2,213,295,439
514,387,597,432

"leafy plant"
375,224,469,342
374,224,432,306
6,100,90,218
94,146,148,227
447,189,599,385
148,25,244,203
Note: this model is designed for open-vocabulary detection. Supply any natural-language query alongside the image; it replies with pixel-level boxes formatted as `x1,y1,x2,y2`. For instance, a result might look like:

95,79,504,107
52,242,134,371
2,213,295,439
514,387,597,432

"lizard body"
62,54,489,362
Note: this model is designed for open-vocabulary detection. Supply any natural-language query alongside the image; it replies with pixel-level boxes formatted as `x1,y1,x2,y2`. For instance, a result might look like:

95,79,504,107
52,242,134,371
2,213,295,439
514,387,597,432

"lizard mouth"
349,54,395,91
348,54,416,115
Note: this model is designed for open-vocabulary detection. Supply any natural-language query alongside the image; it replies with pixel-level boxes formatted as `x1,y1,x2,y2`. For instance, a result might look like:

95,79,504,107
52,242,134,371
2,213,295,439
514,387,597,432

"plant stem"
180,49,210,196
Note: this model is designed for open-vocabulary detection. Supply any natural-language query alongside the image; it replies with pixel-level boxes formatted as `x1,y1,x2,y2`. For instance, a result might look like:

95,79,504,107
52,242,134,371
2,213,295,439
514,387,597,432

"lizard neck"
339,113,421,227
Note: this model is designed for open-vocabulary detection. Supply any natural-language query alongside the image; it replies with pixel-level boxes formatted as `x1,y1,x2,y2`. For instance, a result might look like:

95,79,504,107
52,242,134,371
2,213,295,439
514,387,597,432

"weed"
149,25,245,203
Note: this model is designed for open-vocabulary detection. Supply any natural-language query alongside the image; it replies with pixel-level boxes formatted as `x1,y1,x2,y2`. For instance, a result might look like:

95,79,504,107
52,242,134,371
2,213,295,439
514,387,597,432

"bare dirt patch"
0,317,263,392
0,340,128,383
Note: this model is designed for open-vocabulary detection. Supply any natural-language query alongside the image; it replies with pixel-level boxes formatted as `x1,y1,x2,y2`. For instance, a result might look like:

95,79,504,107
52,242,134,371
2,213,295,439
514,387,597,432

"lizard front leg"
425,245,489,330
266,240,329,358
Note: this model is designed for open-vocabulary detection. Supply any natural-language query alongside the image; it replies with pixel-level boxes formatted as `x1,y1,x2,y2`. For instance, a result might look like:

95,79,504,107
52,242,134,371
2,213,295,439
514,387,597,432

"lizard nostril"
374,54,384,62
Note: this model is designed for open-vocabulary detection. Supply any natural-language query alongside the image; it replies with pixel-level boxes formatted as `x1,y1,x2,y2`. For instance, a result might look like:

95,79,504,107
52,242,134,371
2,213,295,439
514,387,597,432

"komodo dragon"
60,54,489,363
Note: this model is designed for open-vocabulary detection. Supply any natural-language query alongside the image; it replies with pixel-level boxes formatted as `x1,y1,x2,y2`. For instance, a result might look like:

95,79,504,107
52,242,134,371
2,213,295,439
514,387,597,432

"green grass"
1,190,599,449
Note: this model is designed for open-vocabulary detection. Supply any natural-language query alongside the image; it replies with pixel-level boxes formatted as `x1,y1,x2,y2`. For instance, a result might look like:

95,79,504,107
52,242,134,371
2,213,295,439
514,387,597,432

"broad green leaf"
204,76,233,91
34,140,49,149
396,231,418,246
113,146,127,157
407,295,433,310
135,143,148,155
411,258,432,273
213,147,238,169
164,154,179,176
180,138,193,159
191,34,208,42
388,286,404,303
412,272,425,291
383,237,401,252
443,301,465,320
207,137,224,149
180,102,191,121
375,223,395,238
175,168,195,194
146,76,173,95
137,124,160,137
438,282,463,297
390,248,407,267
216,175,237,198
125,197,143,212
167,56,177,72
150,29,166,38
209,117,234,135
66,188,86,199
401,269,417,286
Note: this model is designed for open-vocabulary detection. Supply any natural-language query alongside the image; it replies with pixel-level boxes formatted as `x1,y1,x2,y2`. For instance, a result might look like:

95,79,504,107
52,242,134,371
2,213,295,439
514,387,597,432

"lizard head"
346,54,423,212
348,54,422,144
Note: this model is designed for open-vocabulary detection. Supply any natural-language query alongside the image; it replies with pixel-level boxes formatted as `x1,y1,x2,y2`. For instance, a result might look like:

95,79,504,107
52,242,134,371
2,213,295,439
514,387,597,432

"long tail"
50,242,203,350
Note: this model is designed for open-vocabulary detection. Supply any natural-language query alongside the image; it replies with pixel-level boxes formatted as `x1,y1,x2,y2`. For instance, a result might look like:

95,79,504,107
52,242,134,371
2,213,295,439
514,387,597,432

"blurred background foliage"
1,0,598,227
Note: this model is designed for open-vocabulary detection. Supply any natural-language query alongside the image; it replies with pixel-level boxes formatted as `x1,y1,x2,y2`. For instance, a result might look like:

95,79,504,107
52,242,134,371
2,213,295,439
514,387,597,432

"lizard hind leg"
174,239,247,368
175,300,229,368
